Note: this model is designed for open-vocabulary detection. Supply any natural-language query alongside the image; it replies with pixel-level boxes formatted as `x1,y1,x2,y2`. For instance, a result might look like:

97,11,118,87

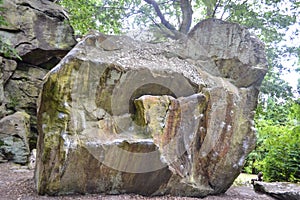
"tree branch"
212,0,222,18
220,0,230,20
179,0,193,34
133,8,178,39
143,0,177,31
143,0,187,39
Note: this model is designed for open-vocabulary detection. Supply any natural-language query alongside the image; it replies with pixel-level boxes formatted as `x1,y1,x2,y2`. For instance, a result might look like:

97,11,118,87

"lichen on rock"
0,0,77,160
35,19,268,197
0,0,76,67
0,111,31,164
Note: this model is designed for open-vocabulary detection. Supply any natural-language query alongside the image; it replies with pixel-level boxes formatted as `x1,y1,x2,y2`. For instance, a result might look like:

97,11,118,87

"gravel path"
0,162,275,200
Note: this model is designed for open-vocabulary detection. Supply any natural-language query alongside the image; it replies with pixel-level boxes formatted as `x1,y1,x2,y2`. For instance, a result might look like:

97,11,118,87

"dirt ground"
0,162,275,200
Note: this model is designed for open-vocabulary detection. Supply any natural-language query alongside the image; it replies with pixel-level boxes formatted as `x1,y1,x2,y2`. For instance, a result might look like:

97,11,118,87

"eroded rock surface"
0,111,31,164
0,0,76,67
0,0,76,159
254,181,300,200
35,19,268,197
0,56,17,117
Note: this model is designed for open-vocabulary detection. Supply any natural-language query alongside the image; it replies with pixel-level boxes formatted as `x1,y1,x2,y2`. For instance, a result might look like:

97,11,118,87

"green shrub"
263,125,300,182
0,38,21,59
244,101,300,183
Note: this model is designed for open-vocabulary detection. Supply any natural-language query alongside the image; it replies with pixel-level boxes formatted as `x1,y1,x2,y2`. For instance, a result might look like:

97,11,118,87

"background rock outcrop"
0,0,76,163
0,0,75,67
0,111,30,164
35,19,268,197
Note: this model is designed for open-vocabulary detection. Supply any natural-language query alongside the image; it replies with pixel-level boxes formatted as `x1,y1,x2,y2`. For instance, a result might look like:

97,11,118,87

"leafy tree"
58,0,129,35
260,72,293,102
244,98,293,174
244,69,299,180
57,0,299,82
57,0,299,44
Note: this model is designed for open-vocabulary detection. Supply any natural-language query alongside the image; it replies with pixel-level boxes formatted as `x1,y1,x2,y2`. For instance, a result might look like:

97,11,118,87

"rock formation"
35,19,268,197
254,181,300,200
0,111,30,164
0,0,75,67
0,0,76,163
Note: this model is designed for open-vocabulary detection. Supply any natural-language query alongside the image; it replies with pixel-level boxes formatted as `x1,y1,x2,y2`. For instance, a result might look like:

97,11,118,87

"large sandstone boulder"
35,19,268,197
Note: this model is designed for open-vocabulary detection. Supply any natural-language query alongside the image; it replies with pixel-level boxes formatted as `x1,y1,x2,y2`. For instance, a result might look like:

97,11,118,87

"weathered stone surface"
1,60,49,151
0,0,76,156
4,63,48,135
0,0,76,67
254,181,300,200
0,56,17,117
0,57,17,86
179,19,267,87
35,19,268,197
0,111,31,164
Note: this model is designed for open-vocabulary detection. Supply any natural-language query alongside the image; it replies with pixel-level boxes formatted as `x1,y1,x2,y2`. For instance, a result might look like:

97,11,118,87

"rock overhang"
0,0,76,67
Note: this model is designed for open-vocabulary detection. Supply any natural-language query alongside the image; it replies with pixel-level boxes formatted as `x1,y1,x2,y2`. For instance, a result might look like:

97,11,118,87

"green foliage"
297,76,300,95
58,0,127,35
244,54,298,181
245,100,300,182
258,105,300,183
0,38,21,59
260,71,293,101
57,0,299,69
7,94,19,110
262,124,300,182
223,0,299,73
